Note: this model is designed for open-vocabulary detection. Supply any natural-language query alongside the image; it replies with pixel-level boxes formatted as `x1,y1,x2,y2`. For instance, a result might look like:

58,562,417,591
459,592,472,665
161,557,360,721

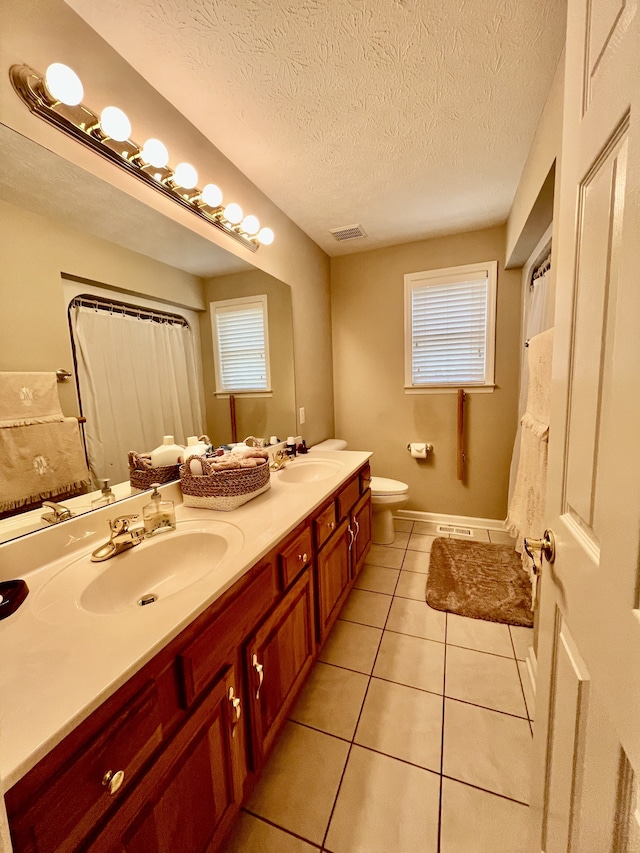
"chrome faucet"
91,514,145,562
269,448,289,471
41,500,74,524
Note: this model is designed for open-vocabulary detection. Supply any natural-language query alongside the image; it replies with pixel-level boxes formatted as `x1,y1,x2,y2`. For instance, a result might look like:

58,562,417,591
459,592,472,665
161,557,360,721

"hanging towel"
0,372,63,427
0,418,90,512
507,328,554,600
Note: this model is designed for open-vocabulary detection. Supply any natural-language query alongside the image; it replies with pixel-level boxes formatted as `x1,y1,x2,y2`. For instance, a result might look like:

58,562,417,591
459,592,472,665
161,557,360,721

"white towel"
507,328,554,599
0,372,63,427
0,418,90,512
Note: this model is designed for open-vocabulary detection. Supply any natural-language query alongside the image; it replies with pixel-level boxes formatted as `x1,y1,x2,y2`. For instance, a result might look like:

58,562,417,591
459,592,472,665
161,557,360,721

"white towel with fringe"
0,372,63,426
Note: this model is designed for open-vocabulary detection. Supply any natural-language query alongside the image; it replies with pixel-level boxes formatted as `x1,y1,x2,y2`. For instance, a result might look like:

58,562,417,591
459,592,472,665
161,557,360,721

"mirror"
0,123,296,545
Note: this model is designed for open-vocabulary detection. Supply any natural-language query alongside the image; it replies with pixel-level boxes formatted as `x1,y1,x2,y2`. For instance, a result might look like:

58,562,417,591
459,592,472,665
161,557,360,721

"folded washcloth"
186,447,269,474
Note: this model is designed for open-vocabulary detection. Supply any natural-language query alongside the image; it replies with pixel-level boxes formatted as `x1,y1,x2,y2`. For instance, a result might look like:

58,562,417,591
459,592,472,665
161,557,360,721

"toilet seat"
370,477,409,496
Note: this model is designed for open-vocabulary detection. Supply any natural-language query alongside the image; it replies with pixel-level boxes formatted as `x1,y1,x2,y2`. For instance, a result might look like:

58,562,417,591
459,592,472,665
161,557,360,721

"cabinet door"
247,568,316,766
86,667,244,853
316,518,351,644
351,491,372,579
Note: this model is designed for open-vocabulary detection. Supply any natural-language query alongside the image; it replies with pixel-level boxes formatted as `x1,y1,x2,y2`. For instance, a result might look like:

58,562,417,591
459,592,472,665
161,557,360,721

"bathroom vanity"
0,451,371,853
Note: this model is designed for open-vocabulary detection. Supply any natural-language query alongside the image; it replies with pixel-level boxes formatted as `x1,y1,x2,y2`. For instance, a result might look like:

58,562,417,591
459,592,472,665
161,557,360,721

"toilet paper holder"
407,442,433,456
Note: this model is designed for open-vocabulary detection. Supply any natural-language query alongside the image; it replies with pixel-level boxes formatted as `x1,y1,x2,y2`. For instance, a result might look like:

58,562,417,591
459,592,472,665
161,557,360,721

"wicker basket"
128,451,180,492
180,455,270,511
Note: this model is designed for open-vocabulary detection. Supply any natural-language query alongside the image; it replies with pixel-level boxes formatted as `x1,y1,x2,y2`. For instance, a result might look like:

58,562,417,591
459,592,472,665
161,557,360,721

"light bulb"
173,162,198,189
141,138,169,168
224,203,243,225
45,63,84,106
241,215,260,235
201,183,223,207
257,227,274,245
100,106,131,142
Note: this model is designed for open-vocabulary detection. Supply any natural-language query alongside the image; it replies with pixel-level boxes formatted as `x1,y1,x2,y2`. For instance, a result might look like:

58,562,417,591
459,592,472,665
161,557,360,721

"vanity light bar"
9,64,275,253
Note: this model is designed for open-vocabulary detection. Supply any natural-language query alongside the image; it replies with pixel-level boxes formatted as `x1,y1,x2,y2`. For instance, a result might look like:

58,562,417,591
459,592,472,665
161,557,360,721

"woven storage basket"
180,455,270,511
128,451,180,492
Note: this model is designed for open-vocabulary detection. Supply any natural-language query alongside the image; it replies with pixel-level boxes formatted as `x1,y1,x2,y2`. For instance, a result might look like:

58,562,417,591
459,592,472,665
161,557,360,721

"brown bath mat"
426,538,533,627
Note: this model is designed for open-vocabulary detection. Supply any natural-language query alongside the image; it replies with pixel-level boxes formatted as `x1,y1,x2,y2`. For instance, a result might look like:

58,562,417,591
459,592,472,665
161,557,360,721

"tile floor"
223,520,535,853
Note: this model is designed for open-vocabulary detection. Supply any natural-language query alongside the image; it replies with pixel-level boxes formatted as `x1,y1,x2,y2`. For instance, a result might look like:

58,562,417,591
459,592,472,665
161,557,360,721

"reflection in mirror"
0,125,296,545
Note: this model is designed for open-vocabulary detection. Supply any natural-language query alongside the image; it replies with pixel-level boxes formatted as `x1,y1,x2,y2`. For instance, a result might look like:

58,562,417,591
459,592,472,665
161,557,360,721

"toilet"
311,440,409,545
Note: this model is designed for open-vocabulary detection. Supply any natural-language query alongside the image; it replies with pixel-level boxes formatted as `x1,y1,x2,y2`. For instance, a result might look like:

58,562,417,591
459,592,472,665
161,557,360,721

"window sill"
404,384,496,395
215,390,273,399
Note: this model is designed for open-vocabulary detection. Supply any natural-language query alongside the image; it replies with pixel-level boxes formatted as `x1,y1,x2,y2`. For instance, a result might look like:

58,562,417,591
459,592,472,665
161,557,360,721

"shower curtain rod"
69,294,190,327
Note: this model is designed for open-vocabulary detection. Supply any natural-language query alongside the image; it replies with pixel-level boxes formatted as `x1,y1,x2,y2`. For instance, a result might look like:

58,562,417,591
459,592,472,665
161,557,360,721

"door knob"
523,529,556,574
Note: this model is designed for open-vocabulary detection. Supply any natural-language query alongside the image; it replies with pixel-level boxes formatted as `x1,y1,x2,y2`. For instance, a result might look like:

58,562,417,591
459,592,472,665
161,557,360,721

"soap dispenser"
91,479,116,509
142,483,176,536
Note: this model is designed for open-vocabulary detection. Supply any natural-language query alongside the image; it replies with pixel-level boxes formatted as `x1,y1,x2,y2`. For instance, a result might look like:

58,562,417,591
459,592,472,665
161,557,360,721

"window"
211,295,271,394
404,261,497,392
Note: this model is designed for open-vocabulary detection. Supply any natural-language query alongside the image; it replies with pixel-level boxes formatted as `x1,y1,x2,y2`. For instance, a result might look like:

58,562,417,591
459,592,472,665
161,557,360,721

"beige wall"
0,0,333,446
331,226,521,521
200,271,296,444
0,198,203,417
506,53,565,268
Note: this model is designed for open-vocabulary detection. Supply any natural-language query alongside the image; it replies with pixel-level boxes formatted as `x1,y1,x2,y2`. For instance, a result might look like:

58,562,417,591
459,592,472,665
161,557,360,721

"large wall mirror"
0,123,296,545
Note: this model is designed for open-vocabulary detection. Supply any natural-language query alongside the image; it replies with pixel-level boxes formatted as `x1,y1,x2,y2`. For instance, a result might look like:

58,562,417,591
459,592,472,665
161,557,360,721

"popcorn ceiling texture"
66,0,566,255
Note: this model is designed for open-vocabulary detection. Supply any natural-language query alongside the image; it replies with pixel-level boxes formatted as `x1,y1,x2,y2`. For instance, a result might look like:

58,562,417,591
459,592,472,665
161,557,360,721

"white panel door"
528,0,640,849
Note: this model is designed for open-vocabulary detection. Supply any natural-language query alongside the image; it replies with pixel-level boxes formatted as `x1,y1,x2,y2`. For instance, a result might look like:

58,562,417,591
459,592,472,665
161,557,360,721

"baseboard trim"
395,509,507,532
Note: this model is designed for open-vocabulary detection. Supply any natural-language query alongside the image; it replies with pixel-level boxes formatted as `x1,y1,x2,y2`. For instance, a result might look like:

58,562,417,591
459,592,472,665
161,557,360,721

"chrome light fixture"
10,63,275,252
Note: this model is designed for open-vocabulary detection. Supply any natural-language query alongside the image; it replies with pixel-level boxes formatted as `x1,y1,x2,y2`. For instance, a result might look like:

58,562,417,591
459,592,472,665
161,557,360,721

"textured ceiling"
65,0,566,256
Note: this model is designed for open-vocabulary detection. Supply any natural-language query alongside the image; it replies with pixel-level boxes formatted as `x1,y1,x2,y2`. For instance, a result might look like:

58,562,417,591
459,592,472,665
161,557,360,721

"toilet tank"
310,439,348,451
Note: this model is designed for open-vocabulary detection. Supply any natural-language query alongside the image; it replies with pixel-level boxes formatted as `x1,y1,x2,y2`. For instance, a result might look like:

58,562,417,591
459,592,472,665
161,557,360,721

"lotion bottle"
142,484,176,536
150,435,184,467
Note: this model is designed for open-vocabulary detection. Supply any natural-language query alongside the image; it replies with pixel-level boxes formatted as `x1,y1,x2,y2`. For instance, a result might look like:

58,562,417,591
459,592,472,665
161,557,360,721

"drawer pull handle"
102,769,125,796
298,552,308,562
228,686,242,735
328,521,336,530
252,654,264,700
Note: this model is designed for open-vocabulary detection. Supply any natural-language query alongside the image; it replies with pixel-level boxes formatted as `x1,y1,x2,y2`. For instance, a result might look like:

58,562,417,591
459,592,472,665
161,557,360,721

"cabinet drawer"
359,462,371,493
314,501,337,549
178,557,278,707
337,476,360,520
9,682,162,853
279,525,313,589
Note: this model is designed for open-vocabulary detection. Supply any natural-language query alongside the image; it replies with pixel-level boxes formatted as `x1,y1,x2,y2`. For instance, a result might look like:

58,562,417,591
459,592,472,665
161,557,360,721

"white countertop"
0,450,371,791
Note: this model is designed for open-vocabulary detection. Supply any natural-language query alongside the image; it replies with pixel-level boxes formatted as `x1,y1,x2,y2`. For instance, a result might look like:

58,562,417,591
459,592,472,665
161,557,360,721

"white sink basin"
33,521,244,620
278,459,342,483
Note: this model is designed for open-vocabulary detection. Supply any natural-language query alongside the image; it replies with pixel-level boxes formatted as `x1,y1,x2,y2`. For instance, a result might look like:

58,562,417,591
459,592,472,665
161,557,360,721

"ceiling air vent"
329,224,367,242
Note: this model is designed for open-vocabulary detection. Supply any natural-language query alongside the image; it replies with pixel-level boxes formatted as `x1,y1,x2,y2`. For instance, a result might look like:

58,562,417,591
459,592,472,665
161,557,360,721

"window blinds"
410,274,489,385
214,299,269,392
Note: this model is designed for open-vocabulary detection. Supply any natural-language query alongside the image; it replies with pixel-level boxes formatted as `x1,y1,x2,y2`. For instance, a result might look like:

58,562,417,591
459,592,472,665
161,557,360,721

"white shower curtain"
70,303,204,487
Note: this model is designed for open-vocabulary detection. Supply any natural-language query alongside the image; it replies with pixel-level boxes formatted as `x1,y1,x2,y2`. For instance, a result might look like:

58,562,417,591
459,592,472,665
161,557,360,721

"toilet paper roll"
409,442,428,459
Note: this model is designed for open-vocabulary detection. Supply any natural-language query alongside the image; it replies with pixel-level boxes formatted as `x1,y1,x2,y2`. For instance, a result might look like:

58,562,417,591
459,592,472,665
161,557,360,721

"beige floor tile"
401,549,431,573
386,531,410,549
223,813,319,853
373,631,445,694
450,528,491,542
395,570,428,601
488,529,517,546
318,620,382,674
407,532,438,552
440,778,530,853
412,521,442,535
354,564,399,595
355,678,443,772
365,544,405,569
246,722,349,845
289,661,369,740
339,588,392,628
510,625,534,660
447,613,514,657
445,645,527,717
518,660,536,721
386,597,446,642
324,746,440,853
393,518,413,533
443,699,532,803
